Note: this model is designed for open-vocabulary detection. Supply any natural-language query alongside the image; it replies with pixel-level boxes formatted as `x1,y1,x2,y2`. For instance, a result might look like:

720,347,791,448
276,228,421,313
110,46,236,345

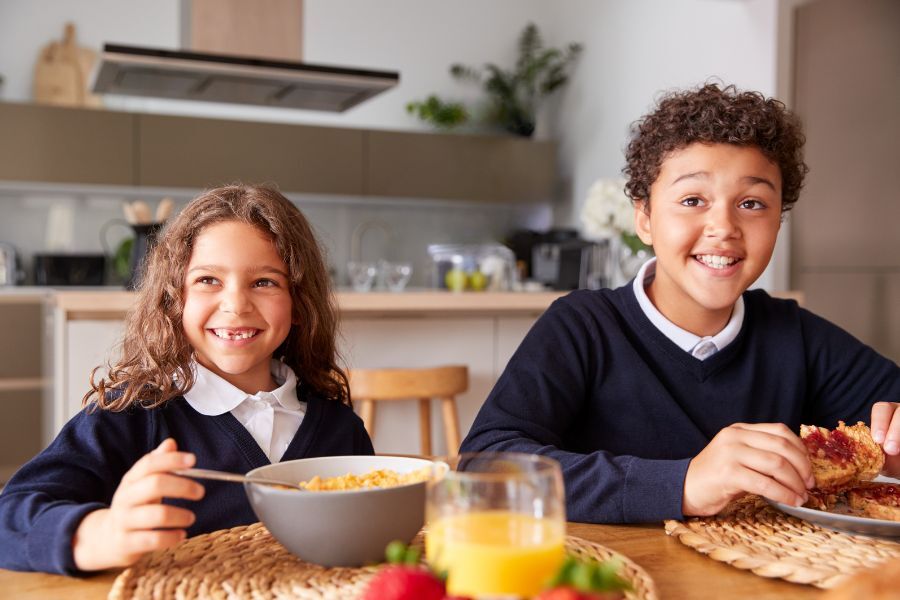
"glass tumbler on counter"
426,452,566,598
347,261,378,292
380,261,413,292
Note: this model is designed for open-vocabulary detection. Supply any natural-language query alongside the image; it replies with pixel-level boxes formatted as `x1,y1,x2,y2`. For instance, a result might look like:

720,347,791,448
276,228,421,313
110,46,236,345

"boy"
460,83,900,523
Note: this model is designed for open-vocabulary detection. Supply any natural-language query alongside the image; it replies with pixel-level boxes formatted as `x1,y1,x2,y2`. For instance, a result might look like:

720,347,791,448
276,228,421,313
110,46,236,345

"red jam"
857,484,900,506
803,429,856,465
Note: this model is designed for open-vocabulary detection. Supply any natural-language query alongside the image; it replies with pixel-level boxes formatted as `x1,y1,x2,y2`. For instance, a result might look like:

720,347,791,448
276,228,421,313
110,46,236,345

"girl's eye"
680,196,704,207
740,198,766,210
253,279,277,288
196,276,219,285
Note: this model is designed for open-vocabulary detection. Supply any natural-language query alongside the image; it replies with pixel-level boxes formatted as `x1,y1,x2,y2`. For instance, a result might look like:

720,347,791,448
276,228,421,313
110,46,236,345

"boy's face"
634,142,782,336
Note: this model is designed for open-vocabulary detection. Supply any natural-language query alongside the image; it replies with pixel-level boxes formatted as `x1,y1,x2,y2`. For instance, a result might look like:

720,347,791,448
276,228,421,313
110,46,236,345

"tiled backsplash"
0,183,551,288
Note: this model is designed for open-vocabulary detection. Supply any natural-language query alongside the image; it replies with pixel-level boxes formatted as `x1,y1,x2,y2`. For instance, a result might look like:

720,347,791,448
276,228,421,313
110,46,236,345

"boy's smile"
635,143,783,337
182,220,293,394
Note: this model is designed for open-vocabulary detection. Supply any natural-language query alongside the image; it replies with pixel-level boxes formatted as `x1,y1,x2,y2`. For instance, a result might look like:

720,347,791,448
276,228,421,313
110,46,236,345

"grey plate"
767,476,900,539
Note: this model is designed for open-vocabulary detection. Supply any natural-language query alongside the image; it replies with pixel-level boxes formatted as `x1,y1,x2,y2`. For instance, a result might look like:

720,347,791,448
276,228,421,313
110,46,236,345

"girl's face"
634,142,783,336
182,220,293,393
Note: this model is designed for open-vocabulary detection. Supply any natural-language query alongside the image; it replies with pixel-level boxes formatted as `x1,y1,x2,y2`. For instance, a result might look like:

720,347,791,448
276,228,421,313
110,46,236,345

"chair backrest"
349,365,469,401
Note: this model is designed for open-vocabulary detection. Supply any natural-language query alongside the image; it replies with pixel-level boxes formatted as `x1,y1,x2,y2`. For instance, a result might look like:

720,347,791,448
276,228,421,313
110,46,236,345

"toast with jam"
800,421,884,490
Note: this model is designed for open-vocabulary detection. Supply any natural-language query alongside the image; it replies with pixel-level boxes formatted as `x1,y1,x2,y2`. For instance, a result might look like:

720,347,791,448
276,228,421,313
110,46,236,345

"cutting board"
33,22,102,107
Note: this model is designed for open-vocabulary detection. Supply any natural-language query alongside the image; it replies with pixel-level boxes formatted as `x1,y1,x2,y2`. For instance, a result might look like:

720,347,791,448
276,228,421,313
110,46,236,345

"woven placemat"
665,496,900,589
108,522,657,600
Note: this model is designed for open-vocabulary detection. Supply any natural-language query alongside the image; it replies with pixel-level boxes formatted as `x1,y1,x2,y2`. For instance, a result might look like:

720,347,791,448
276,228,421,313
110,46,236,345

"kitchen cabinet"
366,130,556,203
0,294,48,483
137,114,365,194
0,102,135,185
0,102,557,204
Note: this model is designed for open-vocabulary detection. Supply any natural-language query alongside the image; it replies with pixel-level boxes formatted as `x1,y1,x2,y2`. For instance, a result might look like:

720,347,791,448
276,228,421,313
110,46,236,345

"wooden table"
0,521,821,599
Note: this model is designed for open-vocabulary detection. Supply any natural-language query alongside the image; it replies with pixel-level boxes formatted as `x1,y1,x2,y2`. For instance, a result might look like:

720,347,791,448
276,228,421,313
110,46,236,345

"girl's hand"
72,438,205,571
682,423,815,516
871,402,900,477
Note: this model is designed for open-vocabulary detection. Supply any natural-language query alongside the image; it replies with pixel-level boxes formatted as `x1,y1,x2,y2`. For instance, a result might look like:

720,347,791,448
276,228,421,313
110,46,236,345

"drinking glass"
347,261,378,292
426,452,566,598
381,261,413,292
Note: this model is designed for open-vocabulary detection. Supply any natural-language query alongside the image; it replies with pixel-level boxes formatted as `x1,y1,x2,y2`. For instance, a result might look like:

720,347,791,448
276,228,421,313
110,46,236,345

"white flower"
580,178,635,240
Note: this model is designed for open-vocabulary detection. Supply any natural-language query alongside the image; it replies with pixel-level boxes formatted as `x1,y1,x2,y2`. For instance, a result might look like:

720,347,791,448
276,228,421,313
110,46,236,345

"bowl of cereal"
244,455,441,567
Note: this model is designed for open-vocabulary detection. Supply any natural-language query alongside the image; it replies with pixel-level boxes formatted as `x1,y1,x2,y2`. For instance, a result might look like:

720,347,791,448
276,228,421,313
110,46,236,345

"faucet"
350,219,394,263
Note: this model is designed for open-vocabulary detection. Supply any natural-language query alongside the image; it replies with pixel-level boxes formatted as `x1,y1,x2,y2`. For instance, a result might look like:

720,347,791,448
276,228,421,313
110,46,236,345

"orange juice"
426,510,565,598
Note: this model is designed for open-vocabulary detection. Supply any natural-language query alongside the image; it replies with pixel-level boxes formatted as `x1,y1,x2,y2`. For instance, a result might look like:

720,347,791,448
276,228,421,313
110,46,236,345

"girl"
0,185,373,574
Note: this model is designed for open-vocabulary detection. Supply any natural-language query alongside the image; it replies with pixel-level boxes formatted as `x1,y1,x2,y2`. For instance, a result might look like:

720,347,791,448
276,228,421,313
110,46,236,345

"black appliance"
33,253,106,286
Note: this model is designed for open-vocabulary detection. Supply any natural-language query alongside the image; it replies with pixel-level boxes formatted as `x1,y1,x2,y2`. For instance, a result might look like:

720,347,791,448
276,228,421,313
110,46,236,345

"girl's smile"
182,220,294,393
635,142,783,336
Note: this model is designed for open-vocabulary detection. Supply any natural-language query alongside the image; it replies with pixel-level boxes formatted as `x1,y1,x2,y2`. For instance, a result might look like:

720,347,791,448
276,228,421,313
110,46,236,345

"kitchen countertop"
50,288,569,319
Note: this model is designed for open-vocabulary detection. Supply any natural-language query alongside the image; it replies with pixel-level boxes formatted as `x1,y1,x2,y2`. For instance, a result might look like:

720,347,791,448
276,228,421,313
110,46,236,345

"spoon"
175,467,306,491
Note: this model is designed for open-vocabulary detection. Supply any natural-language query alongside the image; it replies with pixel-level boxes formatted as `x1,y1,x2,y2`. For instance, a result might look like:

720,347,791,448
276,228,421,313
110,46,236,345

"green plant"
453,23,582,136
407,23,582,137
406,95,469,129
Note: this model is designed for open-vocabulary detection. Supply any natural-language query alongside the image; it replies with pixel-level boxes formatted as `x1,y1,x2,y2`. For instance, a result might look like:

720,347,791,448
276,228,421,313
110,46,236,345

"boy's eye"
680,196,704,207
740,198,766,210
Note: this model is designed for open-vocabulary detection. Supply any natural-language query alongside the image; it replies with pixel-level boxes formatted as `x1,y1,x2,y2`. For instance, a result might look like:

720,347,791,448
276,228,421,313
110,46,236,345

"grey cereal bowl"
244,455,440,567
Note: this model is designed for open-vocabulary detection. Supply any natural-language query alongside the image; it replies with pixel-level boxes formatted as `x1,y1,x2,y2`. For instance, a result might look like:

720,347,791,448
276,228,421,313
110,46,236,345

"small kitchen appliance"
33,253,106,286
531,237,611,291
0,243,24,286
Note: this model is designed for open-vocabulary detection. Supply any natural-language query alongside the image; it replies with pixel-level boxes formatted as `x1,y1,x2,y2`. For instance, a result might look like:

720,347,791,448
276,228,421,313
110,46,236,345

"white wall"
0,0,787,288
543,0,783,289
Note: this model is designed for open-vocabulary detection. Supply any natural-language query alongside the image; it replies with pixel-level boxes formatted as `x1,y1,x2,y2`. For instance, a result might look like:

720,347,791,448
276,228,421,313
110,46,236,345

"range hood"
90,43,399,112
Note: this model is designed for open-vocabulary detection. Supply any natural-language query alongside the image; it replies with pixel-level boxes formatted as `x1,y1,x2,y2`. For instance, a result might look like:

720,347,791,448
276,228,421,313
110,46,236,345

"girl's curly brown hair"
624,83,808,211
86,184,350,411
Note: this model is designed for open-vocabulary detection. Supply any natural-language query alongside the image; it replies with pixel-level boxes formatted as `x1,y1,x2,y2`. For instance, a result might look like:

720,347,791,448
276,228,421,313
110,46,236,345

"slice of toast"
800,421,884,490
803,488,840,511
847,482,900,522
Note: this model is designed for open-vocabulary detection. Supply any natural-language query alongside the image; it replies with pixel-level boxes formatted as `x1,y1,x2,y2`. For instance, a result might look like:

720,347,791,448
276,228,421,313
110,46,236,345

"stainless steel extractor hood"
90,44,399,112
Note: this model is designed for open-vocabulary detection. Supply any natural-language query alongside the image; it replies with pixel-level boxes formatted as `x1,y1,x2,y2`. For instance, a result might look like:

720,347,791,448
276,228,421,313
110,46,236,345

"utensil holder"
125,223,163,290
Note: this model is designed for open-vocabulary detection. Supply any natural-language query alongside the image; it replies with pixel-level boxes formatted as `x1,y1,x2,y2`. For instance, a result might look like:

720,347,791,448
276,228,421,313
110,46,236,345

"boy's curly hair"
624,83,808,211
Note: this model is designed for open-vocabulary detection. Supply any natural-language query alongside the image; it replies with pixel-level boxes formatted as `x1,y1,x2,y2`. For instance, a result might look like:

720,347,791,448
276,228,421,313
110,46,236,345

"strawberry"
535,588,623,600
361,565,446,600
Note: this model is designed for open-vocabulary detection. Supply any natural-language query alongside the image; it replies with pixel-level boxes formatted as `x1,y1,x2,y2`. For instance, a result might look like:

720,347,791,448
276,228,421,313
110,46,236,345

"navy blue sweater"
460,286,899,524
0,392,373,574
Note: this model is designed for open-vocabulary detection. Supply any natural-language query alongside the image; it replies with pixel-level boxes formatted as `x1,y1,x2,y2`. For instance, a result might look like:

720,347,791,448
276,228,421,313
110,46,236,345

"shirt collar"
184,359,301,416
632,257,744,354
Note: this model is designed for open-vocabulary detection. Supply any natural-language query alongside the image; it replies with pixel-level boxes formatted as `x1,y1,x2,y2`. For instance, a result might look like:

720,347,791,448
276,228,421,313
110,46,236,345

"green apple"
468,270,488,291
444,268,468,292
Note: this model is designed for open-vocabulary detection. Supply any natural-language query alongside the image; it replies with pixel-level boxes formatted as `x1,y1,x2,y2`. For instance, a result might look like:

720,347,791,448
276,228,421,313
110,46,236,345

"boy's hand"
871,402,900,477
683,423,815,516
72,438,205,571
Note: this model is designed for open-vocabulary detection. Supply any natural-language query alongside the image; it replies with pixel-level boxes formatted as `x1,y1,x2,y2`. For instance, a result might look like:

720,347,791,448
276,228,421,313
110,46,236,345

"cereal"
299,466,431,491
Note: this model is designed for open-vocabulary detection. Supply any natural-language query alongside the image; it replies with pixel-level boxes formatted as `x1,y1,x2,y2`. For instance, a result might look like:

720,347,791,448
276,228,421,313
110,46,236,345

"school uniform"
0,361,372,574
460,259,900,524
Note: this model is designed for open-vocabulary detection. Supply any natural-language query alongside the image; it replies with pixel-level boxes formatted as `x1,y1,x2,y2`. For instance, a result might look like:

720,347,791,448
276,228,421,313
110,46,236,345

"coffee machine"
509,229,612,290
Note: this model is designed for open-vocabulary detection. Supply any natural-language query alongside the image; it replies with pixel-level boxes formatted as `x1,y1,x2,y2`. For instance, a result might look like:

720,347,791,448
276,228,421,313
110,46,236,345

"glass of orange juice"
425,452,566,598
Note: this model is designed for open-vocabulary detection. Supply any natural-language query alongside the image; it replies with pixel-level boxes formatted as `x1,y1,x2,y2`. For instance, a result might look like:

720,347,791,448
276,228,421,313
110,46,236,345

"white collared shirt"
184,359,306,462
632,257,744,360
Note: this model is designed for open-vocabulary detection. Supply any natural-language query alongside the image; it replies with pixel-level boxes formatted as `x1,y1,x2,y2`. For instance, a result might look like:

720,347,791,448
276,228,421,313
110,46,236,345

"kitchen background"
0,0,897,478
0,0,786,289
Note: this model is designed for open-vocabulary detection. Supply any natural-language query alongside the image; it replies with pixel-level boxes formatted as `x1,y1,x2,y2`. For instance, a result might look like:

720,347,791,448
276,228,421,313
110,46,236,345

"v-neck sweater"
460,284,900,524
0,392,372,575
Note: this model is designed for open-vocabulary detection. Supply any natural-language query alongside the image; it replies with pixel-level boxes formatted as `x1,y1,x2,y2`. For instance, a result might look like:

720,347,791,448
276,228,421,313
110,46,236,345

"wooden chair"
349,365,468,457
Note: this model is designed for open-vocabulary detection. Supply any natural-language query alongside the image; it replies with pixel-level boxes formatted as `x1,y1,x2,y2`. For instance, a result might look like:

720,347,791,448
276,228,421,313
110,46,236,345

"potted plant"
407,23,582,137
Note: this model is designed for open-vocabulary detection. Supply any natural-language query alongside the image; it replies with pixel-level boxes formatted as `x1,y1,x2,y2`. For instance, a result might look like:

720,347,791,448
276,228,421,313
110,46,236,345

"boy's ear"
634,200,652,246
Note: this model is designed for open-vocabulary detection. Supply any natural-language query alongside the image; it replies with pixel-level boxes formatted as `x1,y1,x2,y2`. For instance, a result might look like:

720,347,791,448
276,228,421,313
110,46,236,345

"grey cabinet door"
137,114,365,194
365,130,556,203
0,102,135,185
